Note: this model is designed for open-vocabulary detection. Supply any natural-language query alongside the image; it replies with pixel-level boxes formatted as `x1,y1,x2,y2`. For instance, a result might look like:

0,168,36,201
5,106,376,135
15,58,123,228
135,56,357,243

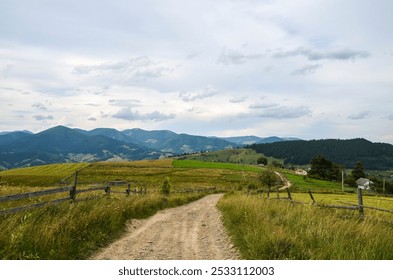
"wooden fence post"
357,188,364,219
287,188,292,201
105,184,111,195
126,184,131,195
308,190,316,204
70,171,78,201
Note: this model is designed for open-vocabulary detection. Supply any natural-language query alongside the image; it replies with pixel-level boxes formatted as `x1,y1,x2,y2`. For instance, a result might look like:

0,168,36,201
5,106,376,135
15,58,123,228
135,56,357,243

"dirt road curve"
91,194,239,260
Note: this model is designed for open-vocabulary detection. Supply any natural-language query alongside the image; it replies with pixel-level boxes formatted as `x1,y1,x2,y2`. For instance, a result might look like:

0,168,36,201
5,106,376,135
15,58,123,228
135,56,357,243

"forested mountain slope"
249,138,393,170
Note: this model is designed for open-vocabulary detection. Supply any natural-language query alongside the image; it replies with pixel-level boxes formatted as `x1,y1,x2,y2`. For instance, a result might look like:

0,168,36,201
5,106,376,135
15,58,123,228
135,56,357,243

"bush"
161,177,171,195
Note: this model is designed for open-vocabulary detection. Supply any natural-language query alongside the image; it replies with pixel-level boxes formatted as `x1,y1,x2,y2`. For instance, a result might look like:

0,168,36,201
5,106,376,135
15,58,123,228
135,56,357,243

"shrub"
161,177,171,195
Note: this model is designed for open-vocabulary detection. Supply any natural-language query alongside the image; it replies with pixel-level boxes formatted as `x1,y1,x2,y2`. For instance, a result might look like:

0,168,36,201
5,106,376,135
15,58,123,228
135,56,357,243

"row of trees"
308,155,365,182
308,155,392,193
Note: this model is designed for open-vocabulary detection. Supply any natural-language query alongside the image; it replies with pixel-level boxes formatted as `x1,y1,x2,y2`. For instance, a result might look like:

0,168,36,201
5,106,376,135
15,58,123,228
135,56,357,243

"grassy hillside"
178,148,282,165
76,159,260,191
0,163,89,187
218,192,393,259
173,159,262,172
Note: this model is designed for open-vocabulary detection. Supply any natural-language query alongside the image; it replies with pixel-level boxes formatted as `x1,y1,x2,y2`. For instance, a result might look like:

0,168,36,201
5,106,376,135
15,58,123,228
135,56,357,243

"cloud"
179,85,219,102
32,102,48,110
348,111,370,120
249,103,279,109
248,105,312,119
217,48,264,65
33,114,54,121
273,47,370,61
186,51,202,59
112,107,175,122
73,56,173,79
87,111,110,121
291,64,322,76
229,96,247,103
2,64,14,79
109,99,142,107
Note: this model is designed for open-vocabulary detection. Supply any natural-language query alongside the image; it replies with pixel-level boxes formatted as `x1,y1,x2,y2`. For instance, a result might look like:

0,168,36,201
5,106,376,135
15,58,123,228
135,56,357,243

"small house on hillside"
356,178,373,191
295,169,308,176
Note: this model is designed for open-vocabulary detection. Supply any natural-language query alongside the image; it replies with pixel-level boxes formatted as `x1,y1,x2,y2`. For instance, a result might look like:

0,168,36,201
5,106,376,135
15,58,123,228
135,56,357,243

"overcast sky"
1,0,393,143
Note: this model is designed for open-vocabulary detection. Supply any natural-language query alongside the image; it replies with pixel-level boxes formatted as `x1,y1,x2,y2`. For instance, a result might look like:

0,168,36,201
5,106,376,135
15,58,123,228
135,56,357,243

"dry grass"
218,192,393,259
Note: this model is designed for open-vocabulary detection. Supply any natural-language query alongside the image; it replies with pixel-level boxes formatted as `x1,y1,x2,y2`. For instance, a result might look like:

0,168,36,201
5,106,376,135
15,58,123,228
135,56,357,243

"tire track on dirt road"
91,193,239,260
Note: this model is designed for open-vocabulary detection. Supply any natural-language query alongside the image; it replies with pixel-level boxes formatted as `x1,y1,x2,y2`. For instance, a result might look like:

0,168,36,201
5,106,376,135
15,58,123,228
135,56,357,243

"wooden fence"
279,187,393,219
0,171,145,216
0,172,218,216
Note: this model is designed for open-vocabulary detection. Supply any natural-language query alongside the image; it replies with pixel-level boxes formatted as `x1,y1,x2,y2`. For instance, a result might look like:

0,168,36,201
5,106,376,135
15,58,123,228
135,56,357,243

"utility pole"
383,177,386,194
342,169,344,192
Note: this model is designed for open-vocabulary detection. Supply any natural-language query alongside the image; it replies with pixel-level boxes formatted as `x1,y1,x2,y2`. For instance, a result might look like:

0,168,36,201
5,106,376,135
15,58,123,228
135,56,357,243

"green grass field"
218,192,393,259
178,148,282,165
172,159,262,172
284,171,353,193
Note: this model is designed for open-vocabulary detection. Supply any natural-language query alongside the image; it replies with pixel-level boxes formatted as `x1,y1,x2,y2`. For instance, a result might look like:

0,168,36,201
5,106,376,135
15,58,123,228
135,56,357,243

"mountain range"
0,126,296,169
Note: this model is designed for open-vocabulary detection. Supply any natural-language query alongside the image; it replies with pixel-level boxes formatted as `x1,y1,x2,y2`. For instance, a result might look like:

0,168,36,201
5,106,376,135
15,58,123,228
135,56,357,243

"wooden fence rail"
280,187,393,219
0,186,74,203
0,172,138,216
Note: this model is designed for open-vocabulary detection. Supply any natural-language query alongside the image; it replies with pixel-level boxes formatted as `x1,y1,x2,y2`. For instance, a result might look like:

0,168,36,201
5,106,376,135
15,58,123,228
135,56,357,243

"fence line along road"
0,171,216,216
0,172,136,216
0,186,74,203
264,186,393,219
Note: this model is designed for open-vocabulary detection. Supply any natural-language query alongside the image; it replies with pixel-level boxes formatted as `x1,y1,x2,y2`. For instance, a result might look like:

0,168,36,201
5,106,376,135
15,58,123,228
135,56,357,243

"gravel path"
91,193,239,260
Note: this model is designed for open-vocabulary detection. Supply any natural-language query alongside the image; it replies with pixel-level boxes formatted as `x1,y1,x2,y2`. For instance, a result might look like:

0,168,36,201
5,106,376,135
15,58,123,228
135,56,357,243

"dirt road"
91,194,239,260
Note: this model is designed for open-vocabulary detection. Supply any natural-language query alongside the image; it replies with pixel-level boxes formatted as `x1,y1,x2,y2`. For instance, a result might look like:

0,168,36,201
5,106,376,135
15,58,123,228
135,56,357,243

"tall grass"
218,192,393,259
0,192,205,259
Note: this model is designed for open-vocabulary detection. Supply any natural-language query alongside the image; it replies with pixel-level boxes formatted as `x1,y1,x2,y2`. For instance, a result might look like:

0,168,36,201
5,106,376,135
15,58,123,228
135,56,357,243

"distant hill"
0,126,234,169
249,138,393,170
221,135,300,145
0,131,32,146
0,126,157,169
4,126,391,170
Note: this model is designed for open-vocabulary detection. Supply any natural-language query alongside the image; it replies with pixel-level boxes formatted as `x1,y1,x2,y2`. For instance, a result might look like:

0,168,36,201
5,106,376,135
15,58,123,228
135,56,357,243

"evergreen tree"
351,161,365,180
309,155,341,181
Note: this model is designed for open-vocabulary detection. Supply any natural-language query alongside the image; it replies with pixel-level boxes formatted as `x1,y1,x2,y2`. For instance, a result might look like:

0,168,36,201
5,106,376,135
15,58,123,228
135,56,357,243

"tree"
257,156,268,165
259,168,281,197
351,161,365,180
309,155,341,181
271,160,284,168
